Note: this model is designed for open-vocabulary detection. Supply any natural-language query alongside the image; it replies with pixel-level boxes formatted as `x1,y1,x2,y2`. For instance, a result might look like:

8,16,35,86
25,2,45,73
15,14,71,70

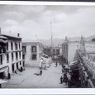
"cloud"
45,5,80,14
0,5,95,41
4,11,25,21
3,19,18,26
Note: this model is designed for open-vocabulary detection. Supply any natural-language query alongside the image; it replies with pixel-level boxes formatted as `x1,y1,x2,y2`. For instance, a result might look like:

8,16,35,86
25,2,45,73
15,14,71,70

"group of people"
60,65,71,87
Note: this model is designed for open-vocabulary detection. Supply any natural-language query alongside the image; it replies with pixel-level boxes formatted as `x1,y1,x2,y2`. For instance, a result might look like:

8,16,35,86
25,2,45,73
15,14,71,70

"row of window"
12,61,22,72
12,61,25,73
22,45,37,54
52,49,60,55
7,42,21,51
6,51,22,63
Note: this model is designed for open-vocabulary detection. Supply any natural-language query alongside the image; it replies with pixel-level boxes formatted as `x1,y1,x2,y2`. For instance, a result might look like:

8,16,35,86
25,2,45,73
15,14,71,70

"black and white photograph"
0,4,95,88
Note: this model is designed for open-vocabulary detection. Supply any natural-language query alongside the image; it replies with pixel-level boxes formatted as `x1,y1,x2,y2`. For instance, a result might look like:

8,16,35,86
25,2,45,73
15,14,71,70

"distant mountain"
68,35,95,42
38,38,64,47
22,35,95,47
68,36,81,42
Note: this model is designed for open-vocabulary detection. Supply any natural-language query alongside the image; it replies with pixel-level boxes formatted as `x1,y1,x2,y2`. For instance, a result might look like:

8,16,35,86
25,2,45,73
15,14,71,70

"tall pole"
50,16,53,57
50,20,53,49
0,27,1,35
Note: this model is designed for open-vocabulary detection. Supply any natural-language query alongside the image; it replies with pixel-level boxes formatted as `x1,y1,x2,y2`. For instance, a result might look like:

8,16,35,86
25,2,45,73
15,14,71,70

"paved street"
3,63,68,88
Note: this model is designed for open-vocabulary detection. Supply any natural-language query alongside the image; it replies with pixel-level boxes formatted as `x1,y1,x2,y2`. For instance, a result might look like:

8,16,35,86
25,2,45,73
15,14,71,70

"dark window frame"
6,54,9,63
19,42,20,49
11,42,13,50
32,46,37,53
15,42,18,50
32,54,37,60
19,51,21,59
16,52,18,60
11,53,14,61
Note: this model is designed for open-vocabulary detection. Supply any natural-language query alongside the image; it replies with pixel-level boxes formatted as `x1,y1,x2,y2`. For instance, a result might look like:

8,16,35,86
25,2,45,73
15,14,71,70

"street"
3,63,68,88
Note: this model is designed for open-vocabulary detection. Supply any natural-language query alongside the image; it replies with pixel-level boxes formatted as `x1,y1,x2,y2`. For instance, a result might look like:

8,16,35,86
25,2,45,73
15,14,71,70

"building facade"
62,37,69,63
62,36,95,64
22,42,43,67
0,33,24,79
62,36,95,87
52,47,60,56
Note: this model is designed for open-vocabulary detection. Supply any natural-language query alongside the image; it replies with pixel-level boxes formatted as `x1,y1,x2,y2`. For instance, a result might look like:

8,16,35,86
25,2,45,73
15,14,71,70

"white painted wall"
0,40,23,74
68,42,79,63
25,44,42,67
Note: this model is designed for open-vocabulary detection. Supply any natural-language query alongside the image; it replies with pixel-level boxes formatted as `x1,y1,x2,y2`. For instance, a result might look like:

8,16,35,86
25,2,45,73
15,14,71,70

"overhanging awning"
0,66,8,73
0,35,8,44
0,35,8,40
70,60,79,70
69,60,78,66
70,64,79,70
0,39,8,44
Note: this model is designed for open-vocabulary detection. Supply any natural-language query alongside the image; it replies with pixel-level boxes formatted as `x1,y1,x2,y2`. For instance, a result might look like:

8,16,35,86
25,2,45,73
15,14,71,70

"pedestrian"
63,73,68,85
40,57,44,69
60,76,63,84
15,70,17,74
62,68,64,73
40,69,42,75
67,72,71,87
56,61,57,67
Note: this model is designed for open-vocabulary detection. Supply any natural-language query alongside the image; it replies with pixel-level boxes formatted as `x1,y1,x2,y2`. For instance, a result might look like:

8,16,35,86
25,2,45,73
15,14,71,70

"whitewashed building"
62,37,82,64
0,32,24,79
22,42,43,67
62,36,95,64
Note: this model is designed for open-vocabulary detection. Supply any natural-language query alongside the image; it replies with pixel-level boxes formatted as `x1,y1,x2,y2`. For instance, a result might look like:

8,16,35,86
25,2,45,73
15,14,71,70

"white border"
0,1,95,5
0,1,95,94
1,88,95,94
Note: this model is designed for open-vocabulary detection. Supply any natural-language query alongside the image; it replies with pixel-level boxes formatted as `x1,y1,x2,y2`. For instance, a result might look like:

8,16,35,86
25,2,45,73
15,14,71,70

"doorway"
12,64,15,73
0,72,5,79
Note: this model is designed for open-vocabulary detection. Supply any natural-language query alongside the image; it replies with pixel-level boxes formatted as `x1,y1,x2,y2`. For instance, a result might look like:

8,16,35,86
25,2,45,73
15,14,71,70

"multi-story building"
0,32,24,79
22,42,43,67
62,36,95,87
62,36,95,64
62,37,77,64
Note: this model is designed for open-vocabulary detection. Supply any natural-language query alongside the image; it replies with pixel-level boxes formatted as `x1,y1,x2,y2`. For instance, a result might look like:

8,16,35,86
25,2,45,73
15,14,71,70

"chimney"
17,33,20,37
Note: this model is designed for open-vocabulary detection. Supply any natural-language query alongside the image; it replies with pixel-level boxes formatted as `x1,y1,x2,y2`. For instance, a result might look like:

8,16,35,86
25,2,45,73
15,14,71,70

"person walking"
62,68,65,73
56,61,58,67
60,76,63,84
40,69,42,75
63,73,68,85
67,72,71,87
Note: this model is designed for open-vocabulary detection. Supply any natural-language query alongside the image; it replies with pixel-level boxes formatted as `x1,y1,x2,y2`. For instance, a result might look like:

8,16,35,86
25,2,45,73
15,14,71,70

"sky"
0,5,95,41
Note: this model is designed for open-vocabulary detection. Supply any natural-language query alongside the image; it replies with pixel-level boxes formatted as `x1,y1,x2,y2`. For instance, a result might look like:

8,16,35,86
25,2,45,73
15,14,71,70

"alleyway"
3,63,68,88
